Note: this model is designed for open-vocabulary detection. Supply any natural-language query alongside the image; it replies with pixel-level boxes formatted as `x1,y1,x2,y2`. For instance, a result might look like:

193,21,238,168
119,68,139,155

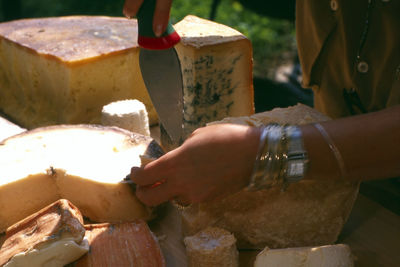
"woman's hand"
123,0,173,37
130,124,261,206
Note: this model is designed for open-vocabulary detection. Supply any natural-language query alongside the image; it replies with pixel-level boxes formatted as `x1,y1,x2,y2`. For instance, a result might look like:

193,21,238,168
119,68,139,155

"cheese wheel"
0,125,164,233
101,99,150,136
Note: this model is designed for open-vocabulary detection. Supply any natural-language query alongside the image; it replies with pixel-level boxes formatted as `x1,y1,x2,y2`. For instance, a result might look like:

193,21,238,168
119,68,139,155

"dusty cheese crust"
0,125,163,233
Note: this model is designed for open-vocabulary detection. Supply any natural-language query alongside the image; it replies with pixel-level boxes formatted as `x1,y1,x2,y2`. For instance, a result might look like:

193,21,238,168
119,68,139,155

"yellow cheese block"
0,16,154,128
0,125,164,233
0,15,254,132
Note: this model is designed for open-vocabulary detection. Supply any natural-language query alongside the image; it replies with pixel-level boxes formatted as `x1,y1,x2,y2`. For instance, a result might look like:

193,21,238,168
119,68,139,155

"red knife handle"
137,0,180,50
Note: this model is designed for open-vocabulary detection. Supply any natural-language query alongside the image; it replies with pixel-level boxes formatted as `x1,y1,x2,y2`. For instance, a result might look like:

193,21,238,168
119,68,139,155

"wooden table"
1,117,399,266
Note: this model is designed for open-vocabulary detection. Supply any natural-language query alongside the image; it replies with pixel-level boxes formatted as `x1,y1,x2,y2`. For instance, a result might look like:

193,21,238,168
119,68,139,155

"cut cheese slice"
0,125,164,233
0,16,254,139
254,244,354,267
181,104,360,249
101,99,150,136
0,199,88,267
73,221,165,267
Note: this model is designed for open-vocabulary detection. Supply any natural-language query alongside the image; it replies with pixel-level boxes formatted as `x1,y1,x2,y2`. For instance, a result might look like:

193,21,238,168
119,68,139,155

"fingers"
123,0,144,18
135,180,176,206
130,152,173,186
153,0,173,37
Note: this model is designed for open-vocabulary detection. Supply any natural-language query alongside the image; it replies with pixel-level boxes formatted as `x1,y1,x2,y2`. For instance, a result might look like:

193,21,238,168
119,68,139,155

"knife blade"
137,0,184,145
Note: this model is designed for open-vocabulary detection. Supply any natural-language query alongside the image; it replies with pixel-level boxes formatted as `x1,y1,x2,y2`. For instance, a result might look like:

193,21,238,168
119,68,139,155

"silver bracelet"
247,124,308,191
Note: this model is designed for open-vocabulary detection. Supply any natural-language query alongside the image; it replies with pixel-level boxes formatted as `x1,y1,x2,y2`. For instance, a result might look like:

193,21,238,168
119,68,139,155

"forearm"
301,105,400,181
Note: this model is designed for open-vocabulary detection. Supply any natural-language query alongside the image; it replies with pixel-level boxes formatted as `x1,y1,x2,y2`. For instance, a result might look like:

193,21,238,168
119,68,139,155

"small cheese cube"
101,99,150,136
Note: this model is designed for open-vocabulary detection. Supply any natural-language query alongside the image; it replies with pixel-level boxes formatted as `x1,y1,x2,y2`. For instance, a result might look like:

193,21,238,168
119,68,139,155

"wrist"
246,124,308,191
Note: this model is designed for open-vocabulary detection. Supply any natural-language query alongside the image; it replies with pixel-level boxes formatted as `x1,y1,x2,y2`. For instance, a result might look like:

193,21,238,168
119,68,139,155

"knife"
137,0,184,145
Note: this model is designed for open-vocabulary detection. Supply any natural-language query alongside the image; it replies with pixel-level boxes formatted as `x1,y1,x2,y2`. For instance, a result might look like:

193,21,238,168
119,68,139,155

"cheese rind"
0,125,163,233
254,244,354,267
181,104,360,249
0,199,88,267
74,221,165,267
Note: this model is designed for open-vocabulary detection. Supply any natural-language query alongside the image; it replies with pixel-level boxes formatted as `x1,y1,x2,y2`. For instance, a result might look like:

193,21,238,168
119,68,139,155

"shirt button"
357,61,369,73
330,0,339,11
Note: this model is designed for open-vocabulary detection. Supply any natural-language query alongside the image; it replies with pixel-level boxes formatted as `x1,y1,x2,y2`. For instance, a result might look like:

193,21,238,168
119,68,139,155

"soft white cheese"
254,244,354,267
4,238,89,267
101,99,150,136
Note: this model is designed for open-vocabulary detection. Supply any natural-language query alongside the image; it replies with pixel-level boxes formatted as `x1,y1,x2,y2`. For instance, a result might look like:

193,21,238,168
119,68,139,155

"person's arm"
301,105,400,182
131,106,400,207
123,0,172,37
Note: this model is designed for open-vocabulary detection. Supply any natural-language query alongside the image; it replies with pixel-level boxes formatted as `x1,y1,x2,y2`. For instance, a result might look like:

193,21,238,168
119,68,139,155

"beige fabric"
296,0,400,118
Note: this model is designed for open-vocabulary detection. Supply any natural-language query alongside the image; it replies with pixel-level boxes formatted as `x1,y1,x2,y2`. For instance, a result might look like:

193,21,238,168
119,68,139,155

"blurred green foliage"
0,0,296,78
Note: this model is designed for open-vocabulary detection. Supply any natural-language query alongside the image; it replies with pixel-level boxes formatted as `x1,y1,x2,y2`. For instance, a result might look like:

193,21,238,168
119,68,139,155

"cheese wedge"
101,99,150,136
254,244,354,267
73,221,165,267
184,227,238,267
0,15,254,132
0,125,164,233
181,104,360,249
0,199,88,267
160,15,254,150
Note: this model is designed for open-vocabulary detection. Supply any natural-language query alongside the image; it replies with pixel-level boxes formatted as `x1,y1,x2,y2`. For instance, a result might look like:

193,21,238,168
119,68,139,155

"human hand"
123,0,173,37
130,124,262,206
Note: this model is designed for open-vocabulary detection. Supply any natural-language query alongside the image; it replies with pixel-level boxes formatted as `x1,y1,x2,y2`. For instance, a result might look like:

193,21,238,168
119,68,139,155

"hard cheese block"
0,15,254,132
0,16,157,128
0,199,88,267
174,15,254,139
73,221,165,267
182,104,360,249
254,244,354,267
0,125,164,233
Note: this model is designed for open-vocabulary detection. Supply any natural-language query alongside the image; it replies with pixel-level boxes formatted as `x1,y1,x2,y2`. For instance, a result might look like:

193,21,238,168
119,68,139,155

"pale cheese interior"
0,126,157,232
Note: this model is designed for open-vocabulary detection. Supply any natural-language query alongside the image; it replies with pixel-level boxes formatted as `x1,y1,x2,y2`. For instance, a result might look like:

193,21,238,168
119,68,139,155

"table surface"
1,118,399,267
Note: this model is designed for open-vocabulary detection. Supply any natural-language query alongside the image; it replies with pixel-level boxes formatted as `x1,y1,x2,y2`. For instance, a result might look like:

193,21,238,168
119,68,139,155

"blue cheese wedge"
174,15,254,139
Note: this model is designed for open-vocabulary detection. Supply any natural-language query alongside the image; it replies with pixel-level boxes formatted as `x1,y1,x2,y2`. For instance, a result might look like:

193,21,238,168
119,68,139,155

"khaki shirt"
296,0,400,118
